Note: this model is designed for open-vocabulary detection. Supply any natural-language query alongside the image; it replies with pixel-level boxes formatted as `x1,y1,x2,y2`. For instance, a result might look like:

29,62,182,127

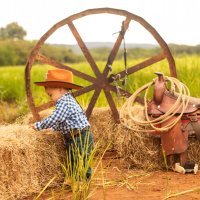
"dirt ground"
90,170,200,200
26,155,200,200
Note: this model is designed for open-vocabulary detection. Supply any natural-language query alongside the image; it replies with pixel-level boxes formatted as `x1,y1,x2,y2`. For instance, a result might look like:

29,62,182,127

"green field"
0,55,200,122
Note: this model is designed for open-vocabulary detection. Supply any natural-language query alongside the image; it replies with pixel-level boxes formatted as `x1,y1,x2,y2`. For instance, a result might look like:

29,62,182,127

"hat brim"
34,81,83,90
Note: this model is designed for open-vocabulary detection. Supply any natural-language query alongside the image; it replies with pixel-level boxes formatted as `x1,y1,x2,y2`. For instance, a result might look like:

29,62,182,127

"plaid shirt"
34,93,90,134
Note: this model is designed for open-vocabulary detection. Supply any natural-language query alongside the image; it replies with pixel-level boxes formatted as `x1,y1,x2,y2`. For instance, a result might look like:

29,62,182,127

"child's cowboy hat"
34,69,82,90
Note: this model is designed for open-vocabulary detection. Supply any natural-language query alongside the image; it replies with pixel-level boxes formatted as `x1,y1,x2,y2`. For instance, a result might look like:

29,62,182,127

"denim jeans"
65,130,93,179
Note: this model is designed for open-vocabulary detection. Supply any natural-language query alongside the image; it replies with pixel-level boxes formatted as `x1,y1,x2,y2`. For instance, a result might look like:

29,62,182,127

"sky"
1,0,200,46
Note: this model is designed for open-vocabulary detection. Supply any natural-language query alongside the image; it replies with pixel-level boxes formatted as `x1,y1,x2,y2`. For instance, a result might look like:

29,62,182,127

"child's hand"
30,124,37,130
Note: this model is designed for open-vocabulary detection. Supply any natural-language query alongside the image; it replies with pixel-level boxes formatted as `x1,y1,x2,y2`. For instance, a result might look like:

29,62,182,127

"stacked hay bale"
0,124,65,200
0,108,200,199
90,108,164,170
91,108,200,170
90,108,200,171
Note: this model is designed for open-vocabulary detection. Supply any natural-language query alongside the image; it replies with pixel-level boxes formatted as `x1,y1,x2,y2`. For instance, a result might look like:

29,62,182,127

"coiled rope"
120,76,191,133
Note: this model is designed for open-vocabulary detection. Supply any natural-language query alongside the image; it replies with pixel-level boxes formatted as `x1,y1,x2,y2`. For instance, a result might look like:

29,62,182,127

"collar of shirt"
56,92,71,104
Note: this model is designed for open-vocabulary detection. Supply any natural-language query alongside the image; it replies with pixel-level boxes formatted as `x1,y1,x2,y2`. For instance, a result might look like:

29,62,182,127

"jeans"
65,129,93,180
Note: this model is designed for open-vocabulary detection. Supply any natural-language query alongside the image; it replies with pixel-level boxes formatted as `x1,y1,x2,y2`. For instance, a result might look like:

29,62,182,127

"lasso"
120,76,190,132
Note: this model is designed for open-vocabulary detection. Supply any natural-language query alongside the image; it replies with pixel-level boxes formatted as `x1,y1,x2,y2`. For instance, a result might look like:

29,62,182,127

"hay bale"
188,138,200,164
88,108,163,170
90,108,200,171
1,108,200,199
17,108,200,171
0,124,65,200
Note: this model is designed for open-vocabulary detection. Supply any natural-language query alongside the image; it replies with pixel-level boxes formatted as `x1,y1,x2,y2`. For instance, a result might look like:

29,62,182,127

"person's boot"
183,162,198,174
173,163,186,174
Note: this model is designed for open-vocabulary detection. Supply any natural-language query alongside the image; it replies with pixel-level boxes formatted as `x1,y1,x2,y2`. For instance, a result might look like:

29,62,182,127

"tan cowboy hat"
34,69,82,90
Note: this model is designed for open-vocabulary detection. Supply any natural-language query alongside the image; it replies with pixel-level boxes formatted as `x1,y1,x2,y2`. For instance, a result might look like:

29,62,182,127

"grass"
0,101,28,123
60,131,95,200
33,132,111,200
0,55,200,122
32,136,151,200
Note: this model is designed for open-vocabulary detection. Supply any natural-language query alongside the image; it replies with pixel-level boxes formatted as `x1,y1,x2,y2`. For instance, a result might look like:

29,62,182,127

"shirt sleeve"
34,100,67,131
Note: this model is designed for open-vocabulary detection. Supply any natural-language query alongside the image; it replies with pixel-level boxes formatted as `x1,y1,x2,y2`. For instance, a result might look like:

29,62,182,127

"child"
31,69,93,181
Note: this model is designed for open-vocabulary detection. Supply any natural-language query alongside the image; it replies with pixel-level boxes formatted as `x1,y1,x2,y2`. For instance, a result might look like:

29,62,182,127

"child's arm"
32,100,68,131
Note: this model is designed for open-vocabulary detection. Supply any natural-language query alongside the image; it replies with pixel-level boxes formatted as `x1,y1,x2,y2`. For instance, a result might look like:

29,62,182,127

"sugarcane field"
1,3,200,200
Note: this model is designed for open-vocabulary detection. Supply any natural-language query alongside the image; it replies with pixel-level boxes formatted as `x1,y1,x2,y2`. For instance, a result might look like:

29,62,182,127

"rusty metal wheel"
25,8,177,122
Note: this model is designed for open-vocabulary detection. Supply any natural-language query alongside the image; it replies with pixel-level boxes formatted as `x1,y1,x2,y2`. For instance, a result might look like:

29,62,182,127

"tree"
0,28,8,39
0,22,27,40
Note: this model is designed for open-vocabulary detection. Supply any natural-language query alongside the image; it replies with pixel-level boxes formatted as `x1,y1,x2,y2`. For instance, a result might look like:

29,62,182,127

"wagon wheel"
25,8,176,123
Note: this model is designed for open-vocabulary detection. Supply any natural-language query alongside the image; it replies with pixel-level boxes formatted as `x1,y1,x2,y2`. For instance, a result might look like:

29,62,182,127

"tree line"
0,22,84,66
0,39,84,66
0,22,200,66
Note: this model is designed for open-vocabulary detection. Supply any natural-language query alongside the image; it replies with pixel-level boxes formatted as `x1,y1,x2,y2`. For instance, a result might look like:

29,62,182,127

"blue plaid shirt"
34,93,90,134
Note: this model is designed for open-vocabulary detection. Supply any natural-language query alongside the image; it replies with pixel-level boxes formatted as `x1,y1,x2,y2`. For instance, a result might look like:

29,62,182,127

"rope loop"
120,76,191,133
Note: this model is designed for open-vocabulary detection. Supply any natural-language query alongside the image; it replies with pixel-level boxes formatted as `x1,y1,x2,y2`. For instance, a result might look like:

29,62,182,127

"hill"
67,42,158,54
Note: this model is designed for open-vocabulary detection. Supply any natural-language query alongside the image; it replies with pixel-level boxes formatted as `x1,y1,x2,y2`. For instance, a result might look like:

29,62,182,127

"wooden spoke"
103,17,131,77
73,84,96,97
108,52,166,83
36,85,96,113
68,22,101,77
108,84,144,104
36,53,96,83
103,89,120,122
108,84,131,97
86,87,101,118
36,101,55,112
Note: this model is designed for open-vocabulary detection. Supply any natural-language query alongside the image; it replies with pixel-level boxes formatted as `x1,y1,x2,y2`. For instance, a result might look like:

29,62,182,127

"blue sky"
1,0,200,45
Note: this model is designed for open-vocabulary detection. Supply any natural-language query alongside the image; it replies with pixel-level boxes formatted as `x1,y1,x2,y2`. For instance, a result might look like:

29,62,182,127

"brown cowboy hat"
34,69,83,90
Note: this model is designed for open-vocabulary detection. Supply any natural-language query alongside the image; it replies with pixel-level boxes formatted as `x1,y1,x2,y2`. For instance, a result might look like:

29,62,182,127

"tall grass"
61,131,95,200
0,55,200,121
175,55,200,97
33,133,110,200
